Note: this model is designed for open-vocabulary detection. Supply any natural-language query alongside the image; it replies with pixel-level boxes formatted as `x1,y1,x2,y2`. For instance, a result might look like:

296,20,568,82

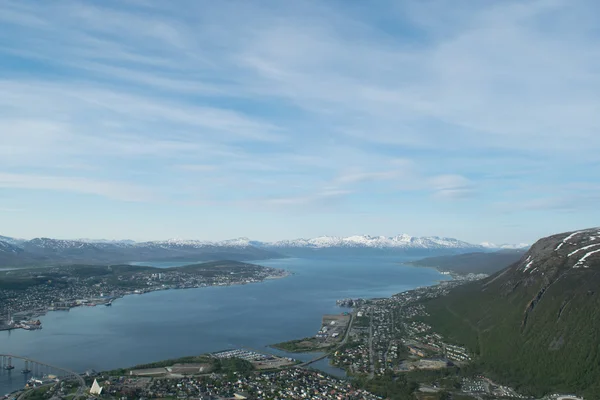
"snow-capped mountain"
0,235,281,267
0,235,26,246
480,242,530,250
0,232,530,267
263,234,480,250
77,238,137,246
0,239,40,266
25,237,102,251
0,240,23,254
140,237,253,249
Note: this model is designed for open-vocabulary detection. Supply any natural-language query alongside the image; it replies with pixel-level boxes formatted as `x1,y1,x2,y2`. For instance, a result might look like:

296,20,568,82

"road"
368,308,375,378
340,313,354,345
298,313,355,368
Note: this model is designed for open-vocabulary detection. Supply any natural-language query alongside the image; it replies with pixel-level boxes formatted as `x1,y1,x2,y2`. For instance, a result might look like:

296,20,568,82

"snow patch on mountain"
140,237,253,249
26,238,100,250
480,242,529,250
77,238,137,246
0,240,22,254
1,234,529,252
266,234,480,249
0,235,26,246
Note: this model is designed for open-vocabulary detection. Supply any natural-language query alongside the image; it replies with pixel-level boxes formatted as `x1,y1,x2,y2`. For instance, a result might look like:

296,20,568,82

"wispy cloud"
0,173,154,202
0,0,598,242
262,189,353,208
429,175,476,200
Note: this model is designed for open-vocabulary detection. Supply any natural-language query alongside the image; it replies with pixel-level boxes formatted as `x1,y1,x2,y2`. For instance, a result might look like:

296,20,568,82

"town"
1,270,585,400
93,369,381,399
0,262,289,331
326,278,582,400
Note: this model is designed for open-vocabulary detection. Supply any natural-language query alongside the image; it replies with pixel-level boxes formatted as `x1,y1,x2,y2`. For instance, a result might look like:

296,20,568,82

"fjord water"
0,255,448,394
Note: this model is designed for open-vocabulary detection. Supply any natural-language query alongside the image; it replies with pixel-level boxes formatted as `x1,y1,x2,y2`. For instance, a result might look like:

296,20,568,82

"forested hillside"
422,228,600,398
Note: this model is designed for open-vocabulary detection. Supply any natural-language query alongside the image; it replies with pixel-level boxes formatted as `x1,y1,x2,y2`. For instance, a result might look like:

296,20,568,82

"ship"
20,324,42,331
4,365,15,370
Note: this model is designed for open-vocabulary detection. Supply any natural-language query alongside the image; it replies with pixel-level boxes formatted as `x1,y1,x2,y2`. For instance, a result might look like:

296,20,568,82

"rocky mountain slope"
260,234,529,250
422,227,600,397
0,233,528,267
0,237,282,267
255,234,527,257
264,234,478,249
0,240,38,266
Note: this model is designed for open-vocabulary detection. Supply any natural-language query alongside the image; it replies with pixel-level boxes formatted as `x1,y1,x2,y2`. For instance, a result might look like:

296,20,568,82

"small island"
0,260,289,330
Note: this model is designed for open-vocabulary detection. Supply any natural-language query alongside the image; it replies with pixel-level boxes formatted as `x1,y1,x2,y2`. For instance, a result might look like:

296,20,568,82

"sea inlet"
0,255,449,394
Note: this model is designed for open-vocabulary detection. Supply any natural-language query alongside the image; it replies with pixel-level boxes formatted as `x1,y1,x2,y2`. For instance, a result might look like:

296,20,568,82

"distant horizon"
1,230,538,246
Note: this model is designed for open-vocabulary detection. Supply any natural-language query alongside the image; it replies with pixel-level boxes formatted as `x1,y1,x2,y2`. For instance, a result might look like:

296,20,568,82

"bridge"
0,354,86,398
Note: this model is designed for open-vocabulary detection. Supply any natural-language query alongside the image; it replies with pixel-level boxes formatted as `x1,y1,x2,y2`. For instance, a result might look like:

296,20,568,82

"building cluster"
0,265,286,326
445,344,471,362
95,375,152,398
330,279,477,378
327,281,553,399
401,321,471,362
461,376,530,399
314,314,350,343
331,343,370,374
212,350,272,363
210,349,296,370
335,298,365,308
95,369,381,400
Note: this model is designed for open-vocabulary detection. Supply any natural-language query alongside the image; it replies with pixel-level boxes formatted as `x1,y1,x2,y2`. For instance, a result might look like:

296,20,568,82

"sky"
0,0,599,244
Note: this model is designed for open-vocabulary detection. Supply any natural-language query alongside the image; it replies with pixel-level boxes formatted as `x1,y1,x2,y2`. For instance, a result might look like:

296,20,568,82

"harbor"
0,312,43,332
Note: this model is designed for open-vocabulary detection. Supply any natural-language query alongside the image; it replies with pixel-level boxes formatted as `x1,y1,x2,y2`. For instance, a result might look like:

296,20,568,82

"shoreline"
2,257,445,389
269,268,467,377
399,261,489,282
3,269,292,331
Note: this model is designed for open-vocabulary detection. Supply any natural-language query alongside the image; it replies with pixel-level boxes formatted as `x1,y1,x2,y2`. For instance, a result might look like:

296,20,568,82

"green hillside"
408,249,525,275
421,228,600,398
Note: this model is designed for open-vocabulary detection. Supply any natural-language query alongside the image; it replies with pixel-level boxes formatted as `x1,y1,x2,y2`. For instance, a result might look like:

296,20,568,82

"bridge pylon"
3,356,14,370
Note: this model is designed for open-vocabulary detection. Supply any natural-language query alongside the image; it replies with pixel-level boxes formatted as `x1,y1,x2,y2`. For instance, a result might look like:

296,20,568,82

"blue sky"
0,0,599,244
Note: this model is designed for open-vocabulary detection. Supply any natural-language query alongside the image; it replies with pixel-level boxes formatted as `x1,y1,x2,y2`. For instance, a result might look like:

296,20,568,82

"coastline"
4,269,292,331
269,266,463,377
1,255,449,395
399,261,489,282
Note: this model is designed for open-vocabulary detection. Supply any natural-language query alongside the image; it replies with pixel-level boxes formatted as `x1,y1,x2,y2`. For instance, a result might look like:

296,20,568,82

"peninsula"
0,260,288,330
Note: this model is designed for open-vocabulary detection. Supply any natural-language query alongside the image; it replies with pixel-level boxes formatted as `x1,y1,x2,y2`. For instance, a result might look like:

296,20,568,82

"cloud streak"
0,173,154,202
0,0,598,243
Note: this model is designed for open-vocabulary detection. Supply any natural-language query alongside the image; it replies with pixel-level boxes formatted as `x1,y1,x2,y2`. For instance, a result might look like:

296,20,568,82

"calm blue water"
0,256,447,394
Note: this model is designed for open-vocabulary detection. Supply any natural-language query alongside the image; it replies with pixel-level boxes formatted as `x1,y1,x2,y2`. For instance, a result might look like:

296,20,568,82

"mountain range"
0,234,528,267
0,237,281,267
422,227,600,398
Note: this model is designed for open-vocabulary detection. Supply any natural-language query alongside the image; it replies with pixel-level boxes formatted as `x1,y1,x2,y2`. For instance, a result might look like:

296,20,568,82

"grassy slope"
422,265,600,397
408,250,525,275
